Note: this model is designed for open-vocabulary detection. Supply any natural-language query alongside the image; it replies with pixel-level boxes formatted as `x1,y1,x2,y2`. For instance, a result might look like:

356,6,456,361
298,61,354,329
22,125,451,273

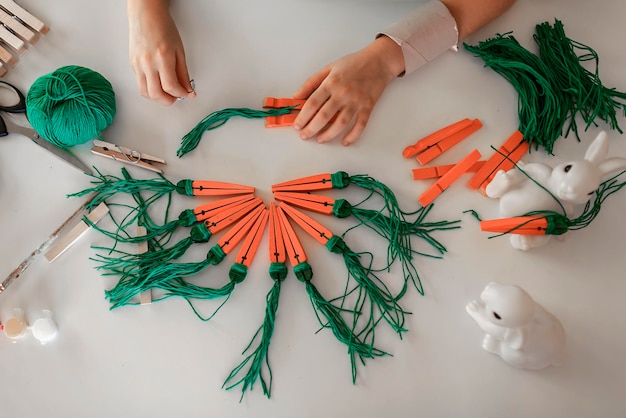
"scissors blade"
5,119,93,175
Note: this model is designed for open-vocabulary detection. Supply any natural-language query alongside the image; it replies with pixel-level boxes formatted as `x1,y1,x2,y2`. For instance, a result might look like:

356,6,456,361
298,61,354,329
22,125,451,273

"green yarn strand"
326,236,408,336
223,279,282,400
177,106,296,157
295,262,388,383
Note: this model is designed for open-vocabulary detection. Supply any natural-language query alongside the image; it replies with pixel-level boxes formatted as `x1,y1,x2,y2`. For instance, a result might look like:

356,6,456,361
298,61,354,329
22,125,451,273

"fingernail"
300,133,308,140
293,125,301,130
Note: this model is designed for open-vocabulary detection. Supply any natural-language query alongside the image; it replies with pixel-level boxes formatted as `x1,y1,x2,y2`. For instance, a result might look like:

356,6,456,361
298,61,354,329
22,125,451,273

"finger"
175,49,196,98
341,111,371,146
134,71,149,99
293,67,330,100
316,107,355,144
158,54,192,99
299,97,340,140
145,70,177,105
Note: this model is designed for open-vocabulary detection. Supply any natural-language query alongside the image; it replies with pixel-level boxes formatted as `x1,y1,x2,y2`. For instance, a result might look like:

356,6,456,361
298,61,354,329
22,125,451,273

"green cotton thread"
294,261,389,383
464,19,626,154
325,235,408,337
177,106,297,157
269,262,288,282
26,65,116,148
229,263,248,284
534,19,626,136
223,278,282,400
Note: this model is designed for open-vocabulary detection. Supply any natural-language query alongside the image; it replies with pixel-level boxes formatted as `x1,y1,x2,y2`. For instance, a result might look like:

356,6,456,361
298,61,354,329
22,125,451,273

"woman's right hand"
128,0,196,105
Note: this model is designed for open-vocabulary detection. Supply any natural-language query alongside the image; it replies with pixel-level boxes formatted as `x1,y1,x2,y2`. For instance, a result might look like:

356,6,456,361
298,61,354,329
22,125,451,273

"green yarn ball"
25,65,116,148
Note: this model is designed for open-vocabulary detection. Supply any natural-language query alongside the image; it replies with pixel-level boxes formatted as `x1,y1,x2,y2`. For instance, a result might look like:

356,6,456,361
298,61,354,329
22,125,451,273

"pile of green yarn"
25,65,116,149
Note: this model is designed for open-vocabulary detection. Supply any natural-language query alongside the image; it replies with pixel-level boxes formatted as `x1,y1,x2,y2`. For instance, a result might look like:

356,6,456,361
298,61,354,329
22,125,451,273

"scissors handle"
0,114,9,137
0,80,26,113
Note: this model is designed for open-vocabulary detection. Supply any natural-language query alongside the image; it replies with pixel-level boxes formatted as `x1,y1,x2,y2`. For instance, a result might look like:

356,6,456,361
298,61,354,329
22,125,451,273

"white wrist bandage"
378,0,458,76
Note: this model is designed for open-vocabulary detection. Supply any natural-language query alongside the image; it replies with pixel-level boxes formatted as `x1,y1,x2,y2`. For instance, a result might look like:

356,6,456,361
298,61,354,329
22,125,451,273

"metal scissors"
0,80,92,175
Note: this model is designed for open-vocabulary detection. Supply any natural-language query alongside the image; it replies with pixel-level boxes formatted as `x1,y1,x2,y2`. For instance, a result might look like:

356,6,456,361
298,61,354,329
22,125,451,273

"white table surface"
1,1,625,417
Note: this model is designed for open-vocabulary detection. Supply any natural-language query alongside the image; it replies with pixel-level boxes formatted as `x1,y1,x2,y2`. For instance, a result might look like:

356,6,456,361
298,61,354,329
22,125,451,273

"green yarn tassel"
177,106,297,157
464,33,569,154
325,236,408,337
294,261,389,383
337,200,461,298
223,263,287,400
534,19,626,136
464,19,626,154
91,222,212,272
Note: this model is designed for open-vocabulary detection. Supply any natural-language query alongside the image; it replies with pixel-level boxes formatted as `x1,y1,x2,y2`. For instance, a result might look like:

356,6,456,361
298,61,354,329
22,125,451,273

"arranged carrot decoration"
75,167,460,400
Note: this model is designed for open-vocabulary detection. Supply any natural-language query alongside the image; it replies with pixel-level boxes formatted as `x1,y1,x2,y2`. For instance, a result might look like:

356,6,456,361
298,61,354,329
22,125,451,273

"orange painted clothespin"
264,97,305,128
479,216,550,236
272,173,336,193
204,197,263,233
192,194,255,221
186,180,255,196
269,203,287,265
216,204,267,255
412,160,486,180
277,202,334,246
232,206,269,267
467,130,528,192
418,149,482,206
273,191,336,215
276,204,309,267
403,118,482,165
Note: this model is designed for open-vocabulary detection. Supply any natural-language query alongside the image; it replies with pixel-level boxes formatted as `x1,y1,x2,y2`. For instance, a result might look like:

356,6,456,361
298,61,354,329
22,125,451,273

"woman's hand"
293,35,404,146
128,0,195,105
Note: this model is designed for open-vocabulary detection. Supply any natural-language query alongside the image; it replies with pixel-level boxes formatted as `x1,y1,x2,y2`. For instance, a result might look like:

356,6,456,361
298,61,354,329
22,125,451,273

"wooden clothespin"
412,160,486,180
91,140,167,173
480,216,551,236
263,97,305,128
403,118,483,165
467,130,528,193
418,149,482,206
0,0,49,71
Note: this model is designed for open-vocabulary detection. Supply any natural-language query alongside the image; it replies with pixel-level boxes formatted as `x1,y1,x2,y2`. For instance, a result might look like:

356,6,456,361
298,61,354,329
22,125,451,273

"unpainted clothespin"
91,140,167,173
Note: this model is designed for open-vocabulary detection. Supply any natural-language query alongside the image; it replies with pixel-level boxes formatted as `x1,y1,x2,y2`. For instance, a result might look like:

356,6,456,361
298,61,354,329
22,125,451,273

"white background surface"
0,1,625,417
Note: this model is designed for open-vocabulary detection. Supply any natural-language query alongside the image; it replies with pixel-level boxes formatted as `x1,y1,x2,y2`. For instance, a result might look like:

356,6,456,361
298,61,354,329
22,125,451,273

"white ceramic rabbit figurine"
466,282,565,370
485,131,626,250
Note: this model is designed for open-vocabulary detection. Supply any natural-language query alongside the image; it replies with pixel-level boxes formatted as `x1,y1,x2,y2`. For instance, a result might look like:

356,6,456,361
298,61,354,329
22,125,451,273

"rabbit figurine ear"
585,131,626,177
584,131,608,166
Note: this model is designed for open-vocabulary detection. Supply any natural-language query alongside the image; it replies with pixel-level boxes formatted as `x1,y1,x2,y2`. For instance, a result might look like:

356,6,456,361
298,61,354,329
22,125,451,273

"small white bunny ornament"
485,131,626,250
466,282,565,370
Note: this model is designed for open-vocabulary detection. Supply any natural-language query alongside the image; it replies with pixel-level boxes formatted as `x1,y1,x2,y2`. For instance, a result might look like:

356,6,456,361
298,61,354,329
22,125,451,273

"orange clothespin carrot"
418,149,482,206
273,191,336,215
480,216,550,235
479,141,529,194
277,202,333,245
233,207,269,267
192,194,255,221
269,203,286,264
204,197,263,233
276,204,309,266
467,130,526,191
216,204,267,255
186,180,254,196
412,160,486,180
272,173,336,193
264,97,304,127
